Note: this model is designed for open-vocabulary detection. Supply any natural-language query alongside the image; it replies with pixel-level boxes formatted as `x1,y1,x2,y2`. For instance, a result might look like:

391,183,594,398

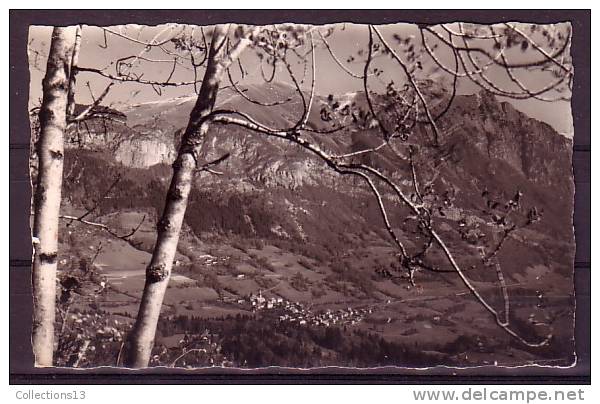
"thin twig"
170,348,207,368
68,82,115,125
59,214,146,242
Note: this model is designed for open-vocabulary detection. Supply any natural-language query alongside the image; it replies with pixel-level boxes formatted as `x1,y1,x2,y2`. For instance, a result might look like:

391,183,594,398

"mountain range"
68,80,574,231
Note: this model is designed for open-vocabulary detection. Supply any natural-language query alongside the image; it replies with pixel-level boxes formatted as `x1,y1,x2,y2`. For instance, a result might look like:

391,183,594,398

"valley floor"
54,209,576,369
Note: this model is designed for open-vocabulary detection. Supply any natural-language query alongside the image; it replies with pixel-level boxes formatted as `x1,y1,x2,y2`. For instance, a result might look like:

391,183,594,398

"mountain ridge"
62,82,575,243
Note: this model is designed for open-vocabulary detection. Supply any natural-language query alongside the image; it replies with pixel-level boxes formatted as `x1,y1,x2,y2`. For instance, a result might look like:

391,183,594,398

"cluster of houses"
197,254,229,267
245,291,285,310
242,291,373,328
278,306,374,327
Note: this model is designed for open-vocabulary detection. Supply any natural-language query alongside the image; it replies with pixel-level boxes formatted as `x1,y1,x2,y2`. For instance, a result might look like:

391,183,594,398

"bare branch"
424,25,571,70
430,228,550,347
102,25,184,48
226,68,293,107
441,24,502,39
72,340,90,368
505,23,572,74
59,214,146,243
76,174,121,224
408,145,423,203
170,348,207,368
340,167,409,259
372,25,443,146
318,29,368,79
488,27,570,102
456,24,570,101
196,152,231,176
67,82,114,125
76,66,203,87
298,32,316,130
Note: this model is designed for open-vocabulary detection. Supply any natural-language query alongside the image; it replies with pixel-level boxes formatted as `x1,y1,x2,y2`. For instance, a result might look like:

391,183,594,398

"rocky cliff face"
65,110,179,169
198,124,339,190
443,91,573,199
114,137,176,168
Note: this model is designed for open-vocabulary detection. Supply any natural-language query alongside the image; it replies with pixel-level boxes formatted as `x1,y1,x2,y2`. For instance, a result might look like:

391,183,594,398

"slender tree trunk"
66,26,82,119
31,26,79,367
124,25,234,368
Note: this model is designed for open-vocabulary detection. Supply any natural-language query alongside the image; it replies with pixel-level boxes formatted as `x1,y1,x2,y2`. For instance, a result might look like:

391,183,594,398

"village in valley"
244,291,374,327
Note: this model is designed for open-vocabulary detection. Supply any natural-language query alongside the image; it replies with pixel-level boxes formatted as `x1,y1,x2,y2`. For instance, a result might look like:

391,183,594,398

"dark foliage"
156,314,458,368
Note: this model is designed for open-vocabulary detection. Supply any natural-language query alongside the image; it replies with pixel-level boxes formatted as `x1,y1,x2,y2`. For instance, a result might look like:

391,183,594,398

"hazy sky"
28,23,574,136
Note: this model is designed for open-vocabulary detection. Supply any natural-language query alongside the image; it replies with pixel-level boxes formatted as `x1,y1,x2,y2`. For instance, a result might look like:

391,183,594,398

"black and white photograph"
13,9,588,378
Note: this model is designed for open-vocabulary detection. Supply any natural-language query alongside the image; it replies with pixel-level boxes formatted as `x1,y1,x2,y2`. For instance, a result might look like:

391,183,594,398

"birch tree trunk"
31,26,79,367
125,25,250,368
66,26,82,119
